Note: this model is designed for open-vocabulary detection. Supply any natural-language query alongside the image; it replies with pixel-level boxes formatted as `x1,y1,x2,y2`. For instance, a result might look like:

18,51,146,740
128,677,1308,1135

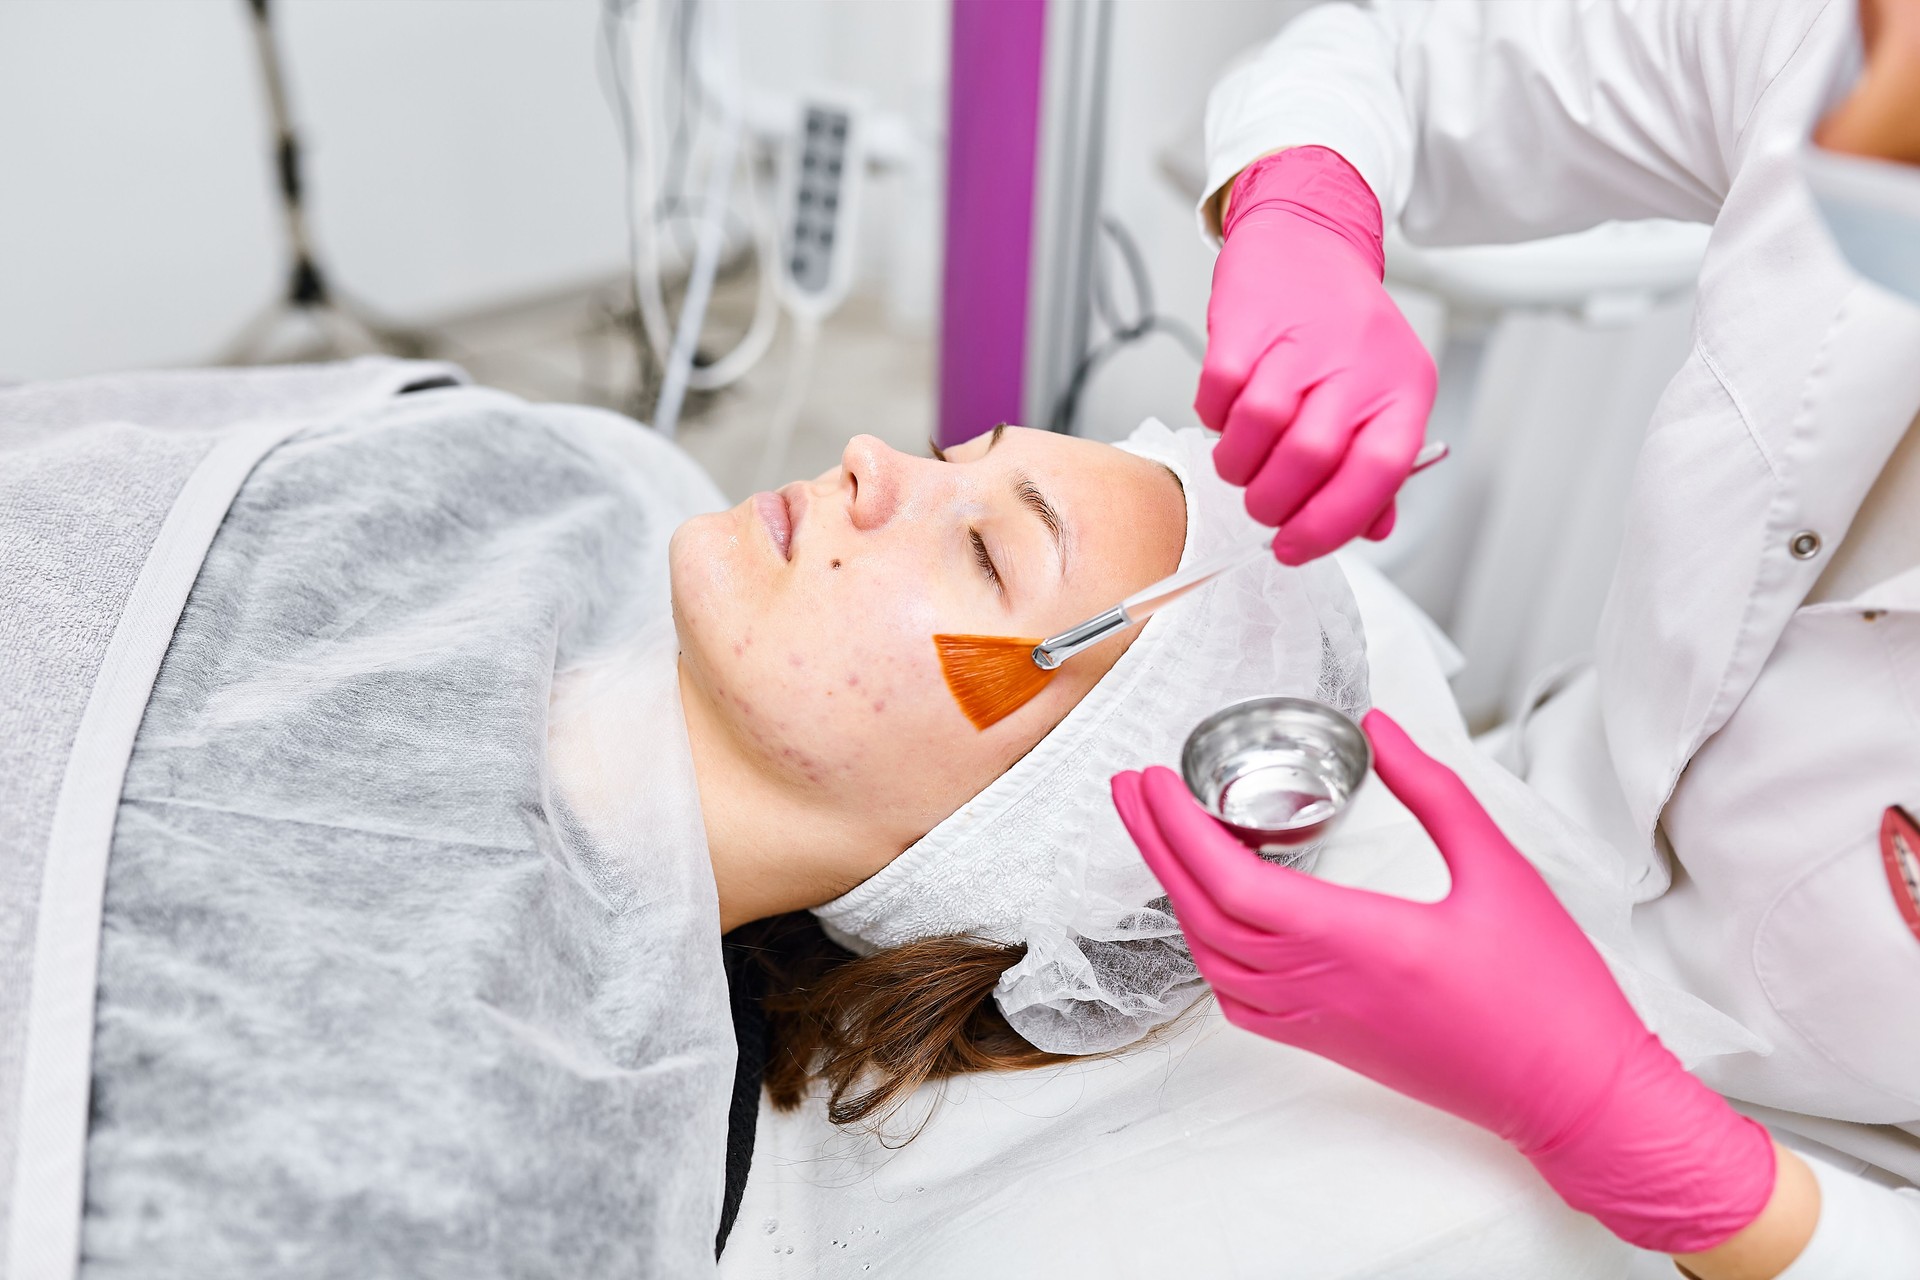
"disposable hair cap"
812,419,1370,1055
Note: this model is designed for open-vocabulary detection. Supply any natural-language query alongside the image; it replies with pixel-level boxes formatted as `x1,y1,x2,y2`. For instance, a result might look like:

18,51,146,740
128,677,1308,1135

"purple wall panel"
937,0,1047,447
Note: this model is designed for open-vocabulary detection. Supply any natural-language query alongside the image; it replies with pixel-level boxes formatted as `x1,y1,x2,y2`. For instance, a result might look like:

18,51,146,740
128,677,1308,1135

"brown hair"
732,911,1072,1128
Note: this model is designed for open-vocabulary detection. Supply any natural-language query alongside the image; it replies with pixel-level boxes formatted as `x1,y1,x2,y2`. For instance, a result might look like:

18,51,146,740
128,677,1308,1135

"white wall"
0,1,632,380
0,0,947,382
730,0,947,334
1073,0,1311,443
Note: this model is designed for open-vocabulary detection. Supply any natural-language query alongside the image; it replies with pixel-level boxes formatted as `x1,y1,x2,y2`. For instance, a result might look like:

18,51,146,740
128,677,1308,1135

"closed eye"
934,430,1010,594
969,529,1003,593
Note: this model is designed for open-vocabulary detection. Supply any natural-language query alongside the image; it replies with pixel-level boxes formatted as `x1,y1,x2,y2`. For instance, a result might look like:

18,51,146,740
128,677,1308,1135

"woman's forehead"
1042,447,1184,595
1002,426,1176,486
947,427,1186,565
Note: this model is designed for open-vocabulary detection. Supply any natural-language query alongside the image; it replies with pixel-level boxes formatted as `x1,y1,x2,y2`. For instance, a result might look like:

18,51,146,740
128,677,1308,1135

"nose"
839,434,908,531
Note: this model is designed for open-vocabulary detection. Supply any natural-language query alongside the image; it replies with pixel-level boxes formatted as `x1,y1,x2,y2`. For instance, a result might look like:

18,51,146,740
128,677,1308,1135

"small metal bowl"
1181,696,1371,864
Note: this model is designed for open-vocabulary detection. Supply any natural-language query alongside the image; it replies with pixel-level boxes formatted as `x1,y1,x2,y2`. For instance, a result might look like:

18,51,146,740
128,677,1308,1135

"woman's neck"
676,657,879,932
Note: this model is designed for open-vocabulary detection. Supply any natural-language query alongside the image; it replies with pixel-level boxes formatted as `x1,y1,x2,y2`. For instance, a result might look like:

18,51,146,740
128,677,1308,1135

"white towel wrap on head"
812,419,1371,1055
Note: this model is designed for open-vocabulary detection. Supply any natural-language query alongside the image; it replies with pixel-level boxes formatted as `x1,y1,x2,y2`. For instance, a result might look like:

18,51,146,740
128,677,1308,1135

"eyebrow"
1012,470,1066,576
927,421,1006,463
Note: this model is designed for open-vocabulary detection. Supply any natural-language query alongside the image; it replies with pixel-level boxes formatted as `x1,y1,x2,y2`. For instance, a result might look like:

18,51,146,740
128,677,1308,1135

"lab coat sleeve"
1774,1157,1920,1278
1201,2,1415,240
1201,0,1840,246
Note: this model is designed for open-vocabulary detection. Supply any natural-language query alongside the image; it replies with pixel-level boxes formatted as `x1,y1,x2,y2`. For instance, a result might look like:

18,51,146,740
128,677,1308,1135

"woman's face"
671,426,1185,864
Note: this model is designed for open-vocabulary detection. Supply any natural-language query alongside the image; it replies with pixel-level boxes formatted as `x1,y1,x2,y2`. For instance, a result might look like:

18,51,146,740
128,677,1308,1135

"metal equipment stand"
222,0,430,364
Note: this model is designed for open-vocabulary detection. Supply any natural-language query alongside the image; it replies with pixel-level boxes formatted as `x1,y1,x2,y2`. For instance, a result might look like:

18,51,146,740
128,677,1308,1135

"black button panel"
789,106,852,297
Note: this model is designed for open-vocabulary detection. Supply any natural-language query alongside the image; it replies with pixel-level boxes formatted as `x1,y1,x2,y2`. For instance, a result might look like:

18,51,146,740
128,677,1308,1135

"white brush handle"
1119,538,1268,620
1034,439,1448,669
1121,440,1450,621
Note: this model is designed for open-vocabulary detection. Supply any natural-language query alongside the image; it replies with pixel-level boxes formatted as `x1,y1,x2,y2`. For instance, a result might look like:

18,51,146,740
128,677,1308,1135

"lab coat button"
1789,530,1821,559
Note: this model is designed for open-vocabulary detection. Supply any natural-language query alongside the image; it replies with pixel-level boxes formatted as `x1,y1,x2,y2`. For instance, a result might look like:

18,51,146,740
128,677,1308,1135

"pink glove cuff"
1524,1032,1778,1254
1223,147,1386,280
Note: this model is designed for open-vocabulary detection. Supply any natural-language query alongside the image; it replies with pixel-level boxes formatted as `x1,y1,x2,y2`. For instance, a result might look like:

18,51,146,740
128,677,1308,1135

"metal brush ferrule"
1033,605,1132,669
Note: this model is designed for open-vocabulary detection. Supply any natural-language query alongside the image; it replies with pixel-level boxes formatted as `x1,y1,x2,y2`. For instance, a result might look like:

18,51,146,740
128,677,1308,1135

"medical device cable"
1049,215,1205,435
652,10,743,440
643,0,780,395
599,0,778,418
599,0,670,406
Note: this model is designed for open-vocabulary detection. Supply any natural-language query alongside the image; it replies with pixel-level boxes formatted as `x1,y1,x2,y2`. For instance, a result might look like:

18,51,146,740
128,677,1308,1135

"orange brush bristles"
933,633,1055,730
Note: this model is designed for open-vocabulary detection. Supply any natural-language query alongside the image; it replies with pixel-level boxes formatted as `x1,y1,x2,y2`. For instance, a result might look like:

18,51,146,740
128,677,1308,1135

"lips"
753,491,793,560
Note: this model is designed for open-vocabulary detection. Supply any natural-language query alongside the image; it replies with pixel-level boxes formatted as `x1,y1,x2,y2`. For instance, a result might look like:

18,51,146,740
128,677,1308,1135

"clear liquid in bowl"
1214,748,1348,832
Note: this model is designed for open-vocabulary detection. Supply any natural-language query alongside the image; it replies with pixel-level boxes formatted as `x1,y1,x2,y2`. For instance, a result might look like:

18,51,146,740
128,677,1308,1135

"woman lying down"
76,379,1371,1273
77,379,1722,1276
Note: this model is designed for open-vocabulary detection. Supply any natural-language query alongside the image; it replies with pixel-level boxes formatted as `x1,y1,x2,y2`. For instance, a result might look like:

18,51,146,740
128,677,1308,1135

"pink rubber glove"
1110,710,1776,1255
1198,148,1437,565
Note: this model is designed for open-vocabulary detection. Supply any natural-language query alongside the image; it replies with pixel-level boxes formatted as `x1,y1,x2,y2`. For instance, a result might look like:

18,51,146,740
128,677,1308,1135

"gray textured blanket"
3,360,464,1279
2,365,733,1279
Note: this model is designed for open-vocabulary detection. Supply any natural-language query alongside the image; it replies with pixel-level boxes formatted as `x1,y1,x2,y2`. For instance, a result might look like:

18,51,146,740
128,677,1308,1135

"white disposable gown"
1204,1,1920,1271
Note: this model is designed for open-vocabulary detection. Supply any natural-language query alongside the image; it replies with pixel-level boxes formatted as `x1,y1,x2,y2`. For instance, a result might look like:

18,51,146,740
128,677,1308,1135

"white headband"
812,419,1370,1054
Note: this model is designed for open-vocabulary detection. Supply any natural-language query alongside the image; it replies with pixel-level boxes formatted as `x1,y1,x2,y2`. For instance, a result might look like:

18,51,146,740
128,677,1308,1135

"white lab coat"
1205,1,1920,1271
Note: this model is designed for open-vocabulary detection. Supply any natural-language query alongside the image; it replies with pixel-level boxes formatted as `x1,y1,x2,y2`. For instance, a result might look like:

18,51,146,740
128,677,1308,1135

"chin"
669,514,750,662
